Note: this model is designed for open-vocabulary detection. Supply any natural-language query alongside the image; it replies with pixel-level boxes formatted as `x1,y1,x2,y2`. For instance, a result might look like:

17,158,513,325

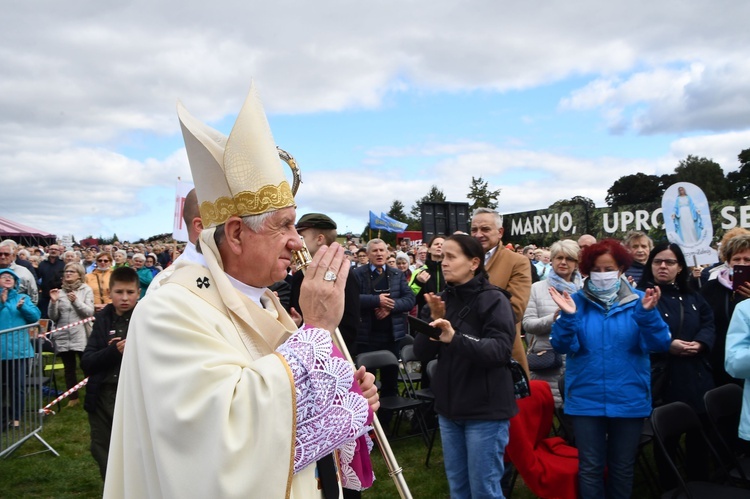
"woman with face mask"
549,239,672,499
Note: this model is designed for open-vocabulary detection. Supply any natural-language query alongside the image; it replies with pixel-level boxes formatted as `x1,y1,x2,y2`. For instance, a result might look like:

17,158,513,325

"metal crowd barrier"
0,321,59,458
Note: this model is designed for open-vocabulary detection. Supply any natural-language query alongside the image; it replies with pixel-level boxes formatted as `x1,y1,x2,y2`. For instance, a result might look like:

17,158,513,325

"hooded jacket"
414,273,518,420
0,268,41,360
551,277,671,418
725,299,750,440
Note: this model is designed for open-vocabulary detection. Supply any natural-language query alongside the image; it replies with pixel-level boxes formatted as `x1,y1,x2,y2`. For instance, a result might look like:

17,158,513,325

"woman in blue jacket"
550,239,672,499
0,268,41,428
725,299,750,444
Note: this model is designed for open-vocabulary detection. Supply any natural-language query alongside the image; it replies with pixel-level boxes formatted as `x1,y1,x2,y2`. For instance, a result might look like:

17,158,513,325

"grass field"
0,405,539,498
0,397,104,498
1,372,659,498
0,370,539,498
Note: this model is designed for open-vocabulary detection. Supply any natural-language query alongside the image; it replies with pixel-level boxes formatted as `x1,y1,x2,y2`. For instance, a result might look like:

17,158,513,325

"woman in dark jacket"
701,233,750,387
638,242,715,488
414,234,517,499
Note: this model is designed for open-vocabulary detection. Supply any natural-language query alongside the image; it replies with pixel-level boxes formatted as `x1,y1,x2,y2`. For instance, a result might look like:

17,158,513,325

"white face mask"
589,270,620,290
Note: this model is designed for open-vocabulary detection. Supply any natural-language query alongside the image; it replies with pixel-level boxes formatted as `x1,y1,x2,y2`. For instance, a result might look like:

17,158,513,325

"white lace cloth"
338,432,375,490
276,327,370,473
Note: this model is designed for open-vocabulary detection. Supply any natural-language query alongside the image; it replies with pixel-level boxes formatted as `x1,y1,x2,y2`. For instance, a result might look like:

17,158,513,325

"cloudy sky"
3,1,749,242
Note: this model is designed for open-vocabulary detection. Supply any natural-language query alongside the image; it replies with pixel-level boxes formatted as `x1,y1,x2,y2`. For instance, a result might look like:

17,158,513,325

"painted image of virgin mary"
671,186,703,244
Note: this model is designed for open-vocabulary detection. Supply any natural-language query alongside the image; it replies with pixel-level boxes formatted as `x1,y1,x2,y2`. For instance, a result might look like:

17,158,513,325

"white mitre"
177,83,295,228
174,83,299,357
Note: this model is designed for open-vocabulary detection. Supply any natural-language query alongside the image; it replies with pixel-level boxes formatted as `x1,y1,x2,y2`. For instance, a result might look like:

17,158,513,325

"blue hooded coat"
551,277,671,418
0,268,41,360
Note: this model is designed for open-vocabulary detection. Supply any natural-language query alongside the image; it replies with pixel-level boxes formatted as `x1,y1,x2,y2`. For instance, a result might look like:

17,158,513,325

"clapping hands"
641,287,661,310
424,292,445,320
548,288,576,314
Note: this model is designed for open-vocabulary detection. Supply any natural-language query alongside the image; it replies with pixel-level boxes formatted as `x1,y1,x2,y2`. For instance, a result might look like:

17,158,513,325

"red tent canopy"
0,217,57,247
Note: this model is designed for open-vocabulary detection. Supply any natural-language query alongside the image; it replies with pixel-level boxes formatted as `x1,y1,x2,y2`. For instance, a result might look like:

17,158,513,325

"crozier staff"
105,84,378,499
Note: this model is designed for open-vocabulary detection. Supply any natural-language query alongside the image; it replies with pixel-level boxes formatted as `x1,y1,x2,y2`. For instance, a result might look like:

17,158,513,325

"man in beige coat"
471,208,531,376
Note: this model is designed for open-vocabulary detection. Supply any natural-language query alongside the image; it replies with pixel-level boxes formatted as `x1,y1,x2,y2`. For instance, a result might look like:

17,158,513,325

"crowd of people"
344,224,750,498
3,212,750,497
4,81,750,499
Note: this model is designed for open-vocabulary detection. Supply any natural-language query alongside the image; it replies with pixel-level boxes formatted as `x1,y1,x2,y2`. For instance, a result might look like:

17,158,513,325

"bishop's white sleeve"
276,327,370,473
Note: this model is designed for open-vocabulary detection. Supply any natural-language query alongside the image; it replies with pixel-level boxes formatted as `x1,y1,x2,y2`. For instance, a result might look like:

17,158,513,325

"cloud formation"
561,62,750,134
2,0,749,240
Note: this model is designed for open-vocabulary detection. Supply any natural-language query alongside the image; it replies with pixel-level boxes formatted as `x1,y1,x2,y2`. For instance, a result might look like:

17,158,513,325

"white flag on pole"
172,180,195,242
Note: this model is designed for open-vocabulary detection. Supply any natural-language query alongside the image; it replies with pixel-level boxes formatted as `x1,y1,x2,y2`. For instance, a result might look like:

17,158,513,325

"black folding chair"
704,384,750,486
651,401,750,498
398,344,423,396
357,350,430,445
412,359,439,466
635,416,660,498
397,336,421,392
397,334,415,351
412,359,437,403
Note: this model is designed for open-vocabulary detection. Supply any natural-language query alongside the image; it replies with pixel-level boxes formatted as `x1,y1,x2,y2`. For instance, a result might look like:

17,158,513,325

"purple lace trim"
276,327,370,473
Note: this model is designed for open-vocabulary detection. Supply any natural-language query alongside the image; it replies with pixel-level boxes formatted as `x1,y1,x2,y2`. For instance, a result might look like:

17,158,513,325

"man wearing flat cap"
290,213,360,357
290,213,365,499
105,85,378,498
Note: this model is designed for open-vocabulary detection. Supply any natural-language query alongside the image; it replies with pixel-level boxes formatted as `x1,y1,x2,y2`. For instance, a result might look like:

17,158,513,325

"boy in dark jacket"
81,267,139,479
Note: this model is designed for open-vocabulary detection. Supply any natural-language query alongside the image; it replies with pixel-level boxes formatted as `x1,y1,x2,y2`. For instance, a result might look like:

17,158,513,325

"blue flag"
369,211,390,231
380,213,407,233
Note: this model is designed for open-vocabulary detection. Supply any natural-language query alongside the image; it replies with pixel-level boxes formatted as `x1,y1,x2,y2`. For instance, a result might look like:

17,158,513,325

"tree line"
373,148,749,243
605,149,750,207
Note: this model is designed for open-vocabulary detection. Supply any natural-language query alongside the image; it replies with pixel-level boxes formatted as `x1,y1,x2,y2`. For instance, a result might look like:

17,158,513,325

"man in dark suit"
352,238,415,399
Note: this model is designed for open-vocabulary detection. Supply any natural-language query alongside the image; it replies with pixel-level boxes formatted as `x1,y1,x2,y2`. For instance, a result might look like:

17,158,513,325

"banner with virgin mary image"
662,182,718,266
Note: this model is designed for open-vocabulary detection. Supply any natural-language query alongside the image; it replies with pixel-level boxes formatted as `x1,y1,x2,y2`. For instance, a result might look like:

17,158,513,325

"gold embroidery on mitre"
199,181,295,227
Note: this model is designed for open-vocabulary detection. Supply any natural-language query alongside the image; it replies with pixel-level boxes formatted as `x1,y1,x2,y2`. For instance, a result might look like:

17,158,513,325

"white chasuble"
103,261,332,499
